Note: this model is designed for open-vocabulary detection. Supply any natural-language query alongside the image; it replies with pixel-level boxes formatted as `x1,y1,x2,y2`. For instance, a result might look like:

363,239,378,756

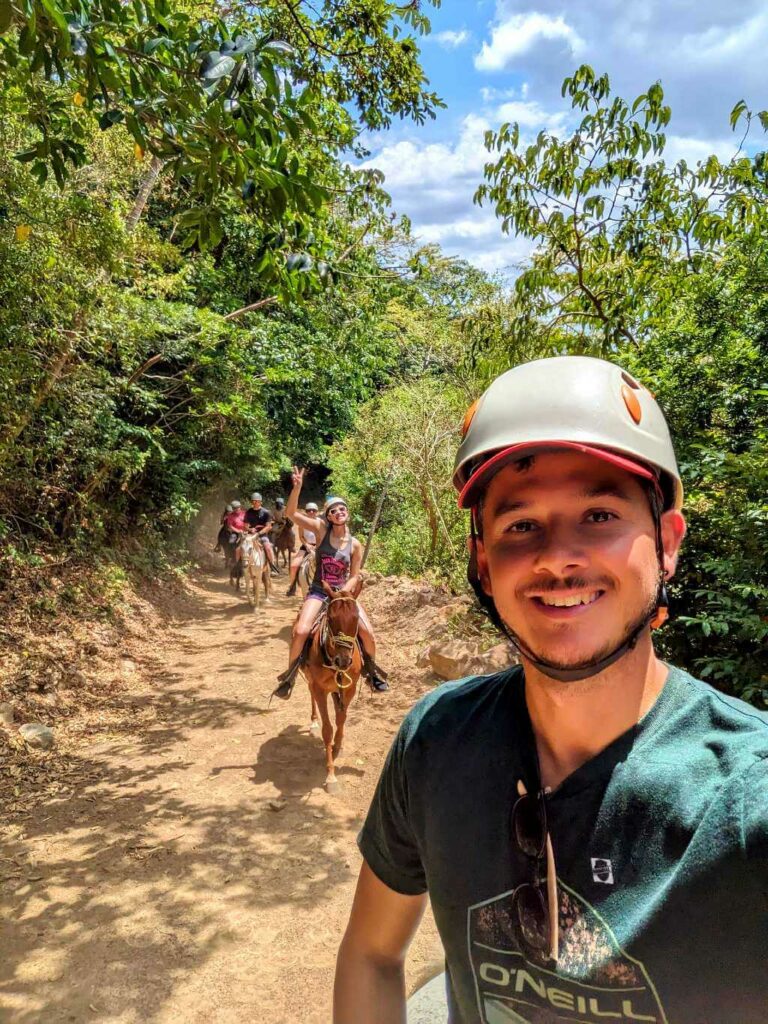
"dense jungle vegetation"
0,2,765,701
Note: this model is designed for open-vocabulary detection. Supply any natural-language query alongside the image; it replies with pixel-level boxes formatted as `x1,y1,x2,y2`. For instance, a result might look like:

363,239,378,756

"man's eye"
505,520,537,534
586,510,617,523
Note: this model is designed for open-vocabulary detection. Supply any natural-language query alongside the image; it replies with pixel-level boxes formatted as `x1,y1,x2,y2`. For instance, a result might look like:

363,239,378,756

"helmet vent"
621,384,643,424
621,371,641,389
461,399,480,439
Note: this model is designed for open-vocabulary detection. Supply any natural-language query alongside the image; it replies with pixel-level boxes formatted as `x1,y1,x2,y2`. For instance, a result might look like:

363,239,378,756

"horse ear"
322,580,334,598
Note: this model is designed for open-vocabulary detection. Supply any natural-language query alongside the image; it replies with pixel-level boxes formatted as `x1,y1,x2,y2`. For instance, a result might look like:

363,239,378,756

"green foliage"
476,64,768,354
1,0,442,290
622,243,768,698
329,379,469,590
0,8,442,551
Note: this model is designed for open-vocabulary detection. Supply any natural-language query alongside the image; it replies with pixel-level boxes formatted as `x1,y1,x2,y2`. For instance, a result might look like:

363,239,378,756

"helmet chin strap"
467,489,668,684
492,583,666,683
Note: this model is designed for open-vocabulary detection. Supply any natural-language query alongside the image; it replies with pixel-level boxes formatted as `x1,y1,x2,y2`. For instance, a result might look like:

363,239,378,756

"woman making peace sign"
273,466,389,699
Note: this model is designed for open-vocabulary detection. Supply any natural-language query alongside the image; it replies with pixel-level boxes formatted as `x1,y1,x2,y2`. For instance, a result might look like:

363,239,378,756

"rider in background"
286,501,319,597
215,503,233,552
224,499,246,534
272,497,288,528
273,467,388,698
244,492,278,575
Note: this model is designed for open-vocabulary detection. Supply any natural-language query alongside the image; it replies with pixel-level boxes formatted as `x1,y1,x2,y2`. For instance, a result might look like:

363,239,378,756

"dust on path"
0,571,442,1023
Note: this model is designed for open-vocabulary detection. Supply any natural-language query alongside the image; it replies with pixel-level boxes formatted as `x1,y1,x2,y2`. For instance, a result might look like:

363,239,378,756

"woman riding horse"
273,467,389,699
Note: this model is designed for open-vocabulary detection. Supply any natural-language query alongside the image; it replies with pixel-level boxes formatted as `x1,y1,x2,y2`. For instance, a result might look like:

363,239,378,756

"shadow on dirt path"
1,567,441,1023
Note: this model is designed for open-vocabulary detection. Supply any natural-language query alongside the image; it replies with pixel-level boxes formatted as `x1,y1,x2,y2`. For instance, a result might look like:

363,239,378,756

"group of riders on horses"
216,470,389,699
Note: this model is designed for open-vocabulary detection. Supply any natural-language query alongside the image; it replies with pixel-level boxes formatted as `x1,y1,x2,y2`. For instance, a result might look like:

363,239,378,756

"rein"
321,594,359,690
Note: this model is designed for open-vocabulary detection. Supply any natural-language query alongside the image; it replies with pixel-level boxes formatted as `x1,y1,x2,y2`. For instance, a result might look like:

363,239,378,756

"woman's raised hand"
291,465,305,489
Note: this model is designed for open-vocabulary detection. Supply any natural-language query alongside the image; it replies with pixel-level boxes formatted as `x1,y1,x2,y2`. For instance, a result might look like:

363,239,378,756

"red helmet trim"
458,441,656,509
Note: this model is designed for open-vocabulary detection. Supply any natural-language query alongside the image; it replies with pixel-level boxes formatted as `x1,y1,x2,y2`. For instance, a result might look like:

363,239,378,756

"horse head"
322,581,359,670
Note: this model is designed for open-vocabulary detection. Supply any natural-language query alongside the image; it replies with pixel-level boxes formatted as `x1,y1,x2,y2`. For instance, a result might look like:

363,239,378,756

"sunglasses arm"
545,833,559,964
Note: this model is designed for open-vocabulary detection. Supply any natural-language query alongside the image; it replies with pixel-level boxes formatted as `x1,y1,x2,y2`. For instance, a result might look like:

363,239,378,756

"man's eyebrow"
580,481,634,501
489,498,529,517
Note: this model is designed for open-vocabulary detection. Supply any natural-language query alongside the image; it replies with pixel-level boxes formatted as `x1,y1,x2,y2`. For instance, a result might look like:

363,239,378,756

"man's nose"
532,522,588,577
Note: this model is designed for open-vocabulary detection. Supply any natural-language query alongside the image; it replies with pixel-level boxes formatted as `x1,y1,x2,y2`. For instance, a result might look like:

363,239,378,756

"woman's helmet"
455,356,683,683
231,500,241,509
275,498,285,508
305,502,319,512
225,504,234,513
323,496,348,519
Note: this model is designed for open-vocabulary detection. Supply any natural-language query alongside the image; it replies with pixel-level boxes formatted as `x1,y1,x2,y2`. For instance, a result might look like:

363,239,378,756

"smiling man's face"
475,451,684,674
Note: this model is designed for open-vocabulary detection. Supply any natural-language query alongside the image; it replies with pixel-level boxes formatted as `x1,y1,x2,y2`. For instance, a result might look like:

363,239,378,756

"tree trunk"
0,344,72,464
361,462,396,569
125,156,166,233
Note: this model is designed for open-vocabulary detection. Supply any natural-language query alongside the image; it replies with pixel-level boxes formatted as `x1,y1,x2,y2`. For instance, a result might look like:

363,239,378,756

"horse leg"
332,689,348,760
263,562,271,603
310,684,320,732
315,688,337,789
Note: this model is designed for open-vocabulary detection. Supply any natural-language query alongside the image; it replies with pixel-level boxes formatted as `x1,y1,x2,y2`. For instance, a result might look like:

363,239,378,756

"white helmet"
305,502,319,512
231,500,241,509
454,356,682,511
250,492,262,502
323,496,348,519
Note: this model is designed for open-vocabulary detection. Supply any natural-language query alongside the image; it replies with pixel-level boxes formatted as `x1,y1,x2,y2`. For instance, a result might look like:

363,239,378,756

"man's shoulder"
657,664,768,773
667,664,768,730
399,666,523,749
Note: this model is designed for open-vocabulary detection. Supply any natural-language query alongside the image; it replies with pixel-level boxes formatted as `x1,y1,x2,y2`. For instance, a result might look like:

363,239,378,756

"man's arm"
334,861,427,1024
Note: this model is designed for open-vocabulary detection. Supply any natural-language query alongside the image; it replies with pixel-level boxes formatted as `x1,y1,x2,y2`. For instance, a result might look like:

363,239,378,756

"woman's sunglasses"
511,780,559,964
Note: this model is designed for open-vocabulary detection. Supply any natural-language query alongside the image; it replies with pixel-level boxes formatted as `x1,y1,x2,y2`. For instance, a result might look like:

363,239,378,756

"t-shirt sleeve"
358,717,427,896
742,754,768,860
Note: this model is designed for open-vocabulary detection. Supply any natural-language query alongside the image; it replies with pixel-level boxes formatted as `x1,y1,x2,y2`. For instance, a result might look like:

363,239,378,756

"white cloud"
433,29,471,50
480,82,530,103
473,1,767,140
677,11,768,66
475,12,585,72
495,99,567,134
662,134,742,169
359,114,537,274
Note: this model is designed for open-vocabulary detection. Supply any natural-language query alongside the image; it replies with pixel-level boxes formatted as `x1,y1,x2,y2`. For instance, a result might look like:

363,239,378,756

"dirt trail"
1,570,442,1023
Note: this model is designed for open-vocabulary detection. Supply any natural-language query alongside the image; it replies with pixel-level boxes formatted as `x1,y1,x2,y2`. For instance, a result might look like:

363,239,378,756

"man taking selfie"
335,356,768,1024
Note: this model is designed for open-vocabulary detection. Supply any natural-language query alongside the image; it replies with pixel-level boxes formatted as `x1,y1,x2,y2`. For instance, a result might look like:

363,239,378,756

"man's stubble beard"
501,582,660,676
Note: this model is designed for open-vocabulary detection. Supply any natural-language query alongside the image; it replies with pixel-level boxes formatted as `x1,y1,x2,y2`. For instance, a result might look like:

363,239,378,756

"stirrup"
272,657,302,701
362,652,389,692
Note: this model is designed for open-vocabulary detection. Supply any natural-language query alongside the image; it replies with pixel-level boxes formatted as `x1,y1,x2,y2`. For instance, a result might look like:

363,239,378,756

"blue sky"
360,0,768,274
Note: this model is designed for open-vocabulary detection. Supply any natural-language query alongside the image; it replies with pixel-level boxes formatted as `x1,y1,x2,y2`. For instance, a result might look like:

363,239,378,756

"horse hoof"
310,720,320,732
325,777,339,792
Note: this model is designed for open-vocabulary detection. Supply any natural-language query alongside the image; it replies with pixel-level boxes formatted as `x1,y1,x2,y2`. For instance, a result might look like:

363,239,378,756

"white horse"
297,551,316,599
239,533,270,610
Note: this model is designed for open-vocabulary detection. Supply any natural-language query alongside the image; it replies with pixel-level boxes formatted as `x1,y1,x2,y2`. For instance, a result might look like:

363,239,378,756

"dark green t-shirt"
358,665,768,1024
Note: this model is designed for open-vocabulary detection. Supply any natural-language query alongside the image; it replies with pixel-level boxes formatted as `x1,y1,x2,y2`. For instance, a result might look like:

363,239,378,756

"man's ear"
660,510,686,581
474,537,493,598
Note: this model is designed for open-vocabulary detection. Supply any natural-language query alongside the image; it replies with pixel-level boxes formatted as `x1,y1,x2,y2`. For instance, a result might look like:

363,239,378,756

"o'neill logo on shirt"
467,881,668,1024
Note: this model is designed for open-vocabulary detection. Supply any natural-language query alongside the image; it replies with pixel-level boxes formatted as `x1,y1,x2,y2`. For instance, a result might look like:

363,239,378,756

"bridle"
321,594,359,690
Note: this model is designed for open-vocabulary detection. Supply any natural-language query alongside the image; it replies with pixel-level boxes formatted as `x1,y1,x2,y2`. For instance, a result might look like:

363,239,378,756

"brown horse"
273,520,296,568
302,581,362,789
